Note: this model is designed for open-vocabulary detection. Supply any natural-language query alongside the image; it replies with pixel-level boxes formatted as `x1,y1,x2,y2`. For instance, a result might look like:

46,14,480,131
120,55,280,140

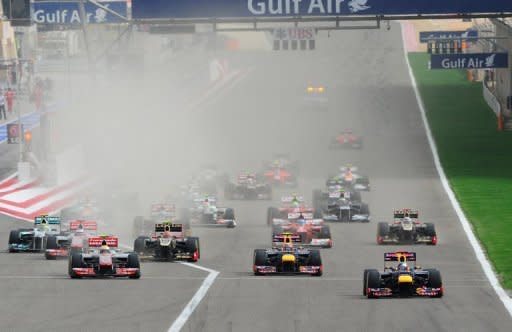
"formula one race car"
272,213,332,248
363,251,443,298
45,220,98,259
326,165,370,191
224,172,272,200
313,185,362,208
302,84,328,110
132,203,184,239
133,222,200,262
313,188,369,222
261,165,298,187
377,209,437,245
329,129,363,149
253,234,323,276
267,195,318,225
8,215,62,252
69,236,141,279
183,195,236,228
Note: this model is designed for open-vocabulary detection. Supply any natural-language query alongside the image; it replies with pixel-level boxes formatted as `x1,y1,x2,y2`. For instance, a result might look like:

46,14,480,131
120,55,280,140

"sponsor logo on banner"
132,0,512,20
419,30,478,43
430,53,509,70
33,0,127,25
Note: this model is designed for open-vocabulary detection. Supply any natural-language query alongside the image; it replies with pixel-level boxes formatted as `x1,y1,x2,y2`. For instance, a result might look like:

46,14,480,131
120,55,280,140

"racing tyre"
185,237,200,262
267,207,278,226
8,230,20,245
352,191,362,203
377,222,389,244
127,254,141,279
366,270,381,298
360,203,370,218
253,249,267,275
224,208,235,220
319,225,331,240
69,252,83,278
308,250,323,276
425,223,437,237
46,235,58,250
133,236,149,254
425,269,443,297
363,269,379,296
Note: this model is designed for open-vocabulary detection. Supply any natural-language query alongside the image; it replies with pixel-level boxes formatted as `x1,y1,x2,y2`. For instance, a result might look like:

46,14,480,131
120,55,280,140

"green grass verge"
409,52,512,289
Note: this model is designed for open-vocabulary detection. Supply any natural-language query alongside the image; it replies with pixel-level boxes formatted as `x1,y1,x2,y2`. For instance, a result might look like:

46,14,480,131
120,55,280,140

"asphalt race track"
0,24,511,332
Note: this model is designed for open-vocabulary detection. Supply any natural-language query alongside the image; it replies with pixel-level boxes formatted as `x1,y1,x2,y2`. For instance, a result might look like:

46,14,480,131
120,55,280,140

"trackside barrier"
482,83,503,131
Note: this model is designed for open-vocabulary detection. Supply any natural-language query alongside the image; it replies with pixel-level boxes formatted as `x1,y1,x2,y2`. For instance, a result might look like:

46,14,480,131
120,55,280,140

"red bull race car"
253,234,323,276
363,251,443,298
69,236,141,279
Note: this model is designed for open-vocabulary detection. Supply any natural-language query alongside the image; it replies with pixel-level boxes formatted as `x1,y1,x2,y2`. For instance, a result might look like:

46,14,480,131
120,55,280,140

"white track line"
168,262,219,332
400,23,512,315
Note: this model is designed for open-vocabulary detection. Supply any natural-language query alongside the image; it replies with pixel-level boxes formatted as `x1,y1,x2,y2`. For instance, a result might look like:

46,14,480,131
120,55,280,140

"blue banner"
430,53,509,70
132,0,512,20
419,30,478,43
33,0,127,25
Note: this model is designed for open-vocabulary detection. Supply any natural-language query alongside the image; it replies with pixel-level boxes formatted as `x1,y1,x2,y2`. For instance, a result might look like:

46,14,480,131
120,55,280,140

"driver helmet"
297,213,306,225
100,240,110,254
403,216,412,223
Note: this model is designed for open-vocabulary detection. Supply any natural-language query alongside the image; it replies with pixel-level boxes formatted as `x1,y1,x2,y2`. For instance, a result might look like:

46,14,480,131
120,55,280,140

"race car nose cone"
398,275,413,283
282,254,296,263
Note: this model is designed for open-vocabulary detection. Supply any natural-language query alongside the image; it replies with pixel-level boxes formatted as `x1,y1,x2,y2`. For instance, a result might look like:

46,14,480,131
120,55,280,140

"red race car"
329,129,363,149
267,195,317,225
69,236,141,279
272,213,332,248
45,220,98,260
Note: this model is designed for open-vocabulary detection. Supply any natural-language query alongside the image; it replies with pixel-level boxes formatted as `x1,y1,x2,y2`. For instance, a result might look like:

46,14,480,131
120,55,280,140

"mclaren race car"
224,172,272,200
45,220,98,259
183,195,236,228
253,234,323,276
69,236,140,279
363,251,443,298
329,129,363,149
377,209,437,245
133,222,200,262
8,215,62,252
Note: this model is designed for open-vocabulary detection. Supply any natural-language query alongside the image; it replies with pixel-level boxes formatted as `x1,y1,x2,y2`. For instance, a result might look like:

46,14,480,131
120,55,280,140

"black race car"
133,222,200,262
313,187,369,222
377,209,437,245
224,172,272,200
364,251,443,298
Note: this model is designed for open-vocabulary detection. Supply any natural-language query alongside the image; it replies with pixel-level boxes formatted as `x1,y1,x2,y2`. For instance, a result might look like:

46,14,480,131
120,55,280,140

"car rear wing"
34,215,60,225
154,223,184,238
287,212,314,220
88,236,118,248
339,165,358,172
69,220,97,231
384,252,416,262
281,195,304,203
272,233,302,244
394,209,419,219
